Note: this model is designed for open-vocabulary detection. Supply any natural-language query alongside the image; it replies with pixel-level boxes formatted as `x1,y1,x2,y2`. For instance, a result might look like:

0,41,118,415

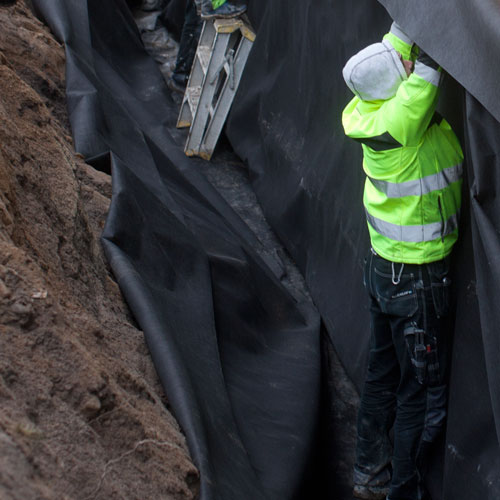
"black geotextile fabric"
31,1,327,499
227,0,500,498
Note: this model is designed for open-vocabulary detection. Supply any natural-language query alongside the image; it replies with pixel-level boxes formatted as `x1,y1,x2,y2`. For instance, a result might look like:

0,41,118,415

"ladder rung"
213,18,244,34
186,85,202,115
197,46,212,74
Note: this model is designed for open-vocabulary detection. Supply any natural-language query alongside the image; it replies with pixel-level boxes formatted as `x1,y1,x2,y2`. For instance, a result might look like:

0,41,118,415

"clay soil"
0,2,199,498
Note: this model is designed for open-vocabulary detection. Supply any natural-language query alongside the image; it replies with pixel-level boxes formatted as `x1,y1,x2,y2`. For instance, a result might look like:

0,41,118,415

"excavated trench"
0,1,360,498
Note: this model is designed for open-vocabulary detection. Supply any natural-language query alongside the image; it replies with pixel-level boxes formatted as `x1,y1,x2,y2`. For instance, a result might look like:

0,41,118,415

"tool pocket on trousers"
430,272,451,318
374,268,418,318
404,323,440,386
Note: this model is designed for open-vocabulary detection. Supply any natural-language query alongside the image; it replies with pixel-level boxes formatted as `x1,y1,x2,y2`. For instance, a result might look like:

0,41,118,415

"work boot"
201,1,246,20
353,484,390,500
167,74,188,94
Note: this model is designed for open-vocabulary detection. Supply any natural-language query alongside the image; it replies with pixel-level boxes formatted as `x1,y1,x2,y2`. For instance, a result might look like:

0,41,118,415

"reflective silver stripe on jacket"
414,60,441,86
389,22,413,46
366,210,459,242
368,163,463,198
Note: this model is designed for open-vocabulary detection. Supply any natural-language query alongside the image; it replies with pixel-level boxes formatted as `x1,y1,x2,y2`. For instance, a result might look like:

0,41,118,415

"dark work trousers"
172,0,202,86
354,250,452,500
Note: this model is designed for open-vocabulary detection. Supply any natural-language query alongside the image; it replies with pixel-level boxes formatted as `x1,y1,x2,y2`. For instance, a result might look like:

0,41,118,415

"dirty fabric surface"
31,0,329,499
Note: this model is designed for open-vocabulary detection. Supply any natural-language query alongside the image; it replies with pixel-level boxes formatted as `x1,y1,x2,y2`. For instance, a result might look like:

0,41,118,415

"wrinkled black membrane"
228,0,500,498
32,1,325,499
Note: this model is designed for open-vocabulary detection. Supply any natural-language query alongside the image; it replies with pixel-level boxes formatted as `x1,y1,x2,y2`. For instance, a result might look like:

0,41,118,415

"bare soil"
0,2,199,498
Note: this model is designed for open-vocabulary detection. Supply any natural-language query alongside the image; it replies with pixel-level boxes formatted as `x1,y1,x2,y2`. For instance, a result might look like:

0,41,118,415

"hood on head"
343,40,407,101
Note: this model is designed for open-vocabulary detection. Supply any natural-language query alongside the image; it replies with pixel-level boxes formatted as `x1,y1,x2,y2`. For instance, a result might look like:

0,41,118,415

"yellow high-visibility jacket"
342,28,463,264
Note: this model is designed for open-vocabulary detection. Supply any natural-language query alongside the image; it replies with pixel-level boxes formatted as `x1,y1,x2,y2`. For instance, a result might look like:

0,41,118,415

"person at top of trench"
167,0,247,93
341,21,463,500
196,0,246,20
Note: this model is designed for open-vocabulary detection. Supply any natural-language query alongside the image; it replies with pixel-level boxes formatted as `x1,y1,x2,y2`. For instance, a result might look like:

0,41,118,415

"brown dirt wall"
0,2,199,498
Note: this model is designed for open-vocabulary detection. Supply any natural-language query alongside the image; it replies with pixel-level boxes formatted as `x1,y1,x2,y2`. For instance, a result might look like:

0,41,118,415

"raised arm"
380,50,442,147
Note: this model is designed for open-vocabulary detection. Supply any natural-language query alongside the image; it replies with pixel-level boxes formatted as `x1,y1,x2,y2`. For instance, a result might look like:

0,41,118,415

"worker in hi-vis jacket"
342,22,463,500
168,0,247,93
195,0,246,19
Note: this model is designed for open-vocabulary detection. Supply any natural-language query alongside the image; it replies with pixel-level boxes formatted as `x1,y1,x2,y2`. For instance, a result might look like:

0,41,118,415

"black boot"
201,1,247,20
167,74,188,94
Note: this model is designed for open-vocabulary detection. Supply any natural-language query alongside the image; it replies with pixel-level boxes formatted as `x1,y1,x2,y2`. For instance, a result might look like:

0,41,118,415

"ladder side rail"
200,36,254,159
198,19,216,48
184,30,231,155
208,30,240,107
177,21,217,128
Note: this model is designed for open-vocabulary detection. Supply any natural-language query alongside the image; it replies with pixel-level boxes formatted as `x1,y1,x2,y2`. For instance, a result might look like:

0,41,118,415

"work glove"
416,48,440,70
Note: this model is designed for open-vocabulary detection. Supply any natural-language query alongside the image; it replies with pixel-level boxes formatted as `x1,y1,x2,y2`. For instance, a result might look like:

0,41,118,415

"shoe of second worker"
353,483,390,500
167,75,187,94
201,2,247,20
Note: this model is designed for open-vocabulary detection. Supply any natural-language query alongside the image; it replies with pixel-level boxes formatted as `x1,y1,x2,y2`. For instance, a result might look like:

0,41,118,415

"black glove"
417,48,440,70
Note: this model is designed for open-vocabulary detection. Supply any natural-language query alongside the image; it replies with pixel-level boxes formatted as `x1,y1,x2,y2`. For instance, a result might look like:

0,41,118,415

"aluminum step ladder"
176,17,255,160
